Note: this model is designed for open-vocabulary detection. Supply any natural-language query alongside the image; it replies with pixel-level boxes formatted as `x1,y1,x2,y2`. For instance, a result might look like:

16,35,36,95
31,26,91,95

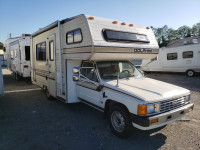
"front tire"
108,104,133,138
186,70,195,77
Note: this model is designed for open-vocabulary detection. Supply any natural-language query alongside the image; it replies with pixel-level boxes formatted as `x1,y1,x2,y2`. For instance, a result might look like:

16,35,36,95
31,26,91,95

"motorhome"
31,15,194,137
141,37,200,77
5,34,31,80
0,60,4,96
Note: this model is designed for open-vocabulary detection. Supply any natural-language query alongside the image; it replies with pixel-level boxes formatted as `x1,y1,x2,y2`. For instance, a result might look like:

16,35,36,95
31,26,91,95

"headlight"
147,104,155,114
138,104,157,115
185,95,190,102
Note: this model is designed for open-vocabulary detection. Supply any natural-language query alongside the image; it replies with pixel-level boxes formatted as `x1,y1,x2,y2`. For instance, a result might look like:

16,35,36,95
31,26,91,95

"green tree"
191,22,200,36
176,25,191,38
0,42,3,49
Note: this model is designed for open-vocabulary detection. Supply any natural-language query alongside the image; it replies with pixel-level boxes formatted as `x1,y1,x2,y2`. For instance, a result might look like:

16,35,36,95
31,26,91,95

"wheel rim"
188,71,193,76
111,111,125,133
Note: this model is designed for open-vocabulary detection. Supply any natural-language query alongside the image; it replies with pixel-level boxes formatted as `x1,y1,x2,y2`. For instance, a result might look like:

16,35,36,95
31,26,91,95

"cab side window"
80,61,98,82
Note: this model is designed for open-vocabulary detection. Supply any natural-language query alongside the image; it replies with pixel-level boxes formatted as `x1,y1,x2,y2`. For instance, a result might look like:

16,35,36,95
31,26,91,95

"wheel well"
104,100,129,117
186,69,195,73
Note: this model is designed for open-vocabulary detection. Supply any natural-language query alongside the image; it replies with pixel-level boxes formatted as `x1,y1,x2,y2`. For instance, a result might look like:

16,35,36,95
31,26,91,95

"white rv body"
0,60,4,96
5,35,31,79
141,43,200,76
4,37,20,69
31,15,193,137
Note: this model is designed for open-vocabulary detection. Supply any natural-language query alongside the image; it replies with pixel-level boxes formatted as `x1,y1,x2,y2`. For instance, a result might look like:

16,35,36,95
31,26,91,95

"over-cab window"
25,46,30,61
49,41,54,61
102,29,150,43
66,29,82,44
36,42,46,61
167,53,177,60
183,51,193,58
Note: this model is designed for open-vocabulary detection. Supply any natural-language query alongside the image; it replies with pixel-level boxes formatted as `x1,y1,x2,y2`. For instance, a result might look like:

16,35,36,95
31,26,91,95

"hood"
103,77,190,102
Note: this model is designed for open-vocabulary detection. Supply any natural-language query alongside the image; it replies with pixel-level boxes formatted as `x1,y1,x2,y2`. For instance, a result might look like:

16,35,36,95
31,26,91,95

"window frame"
25,46,30,61
167,52,178,60
66,28,83,45
36,41,46,61
102,29,150,43
182,51,193,59
49,41,54,61
80,61,99,83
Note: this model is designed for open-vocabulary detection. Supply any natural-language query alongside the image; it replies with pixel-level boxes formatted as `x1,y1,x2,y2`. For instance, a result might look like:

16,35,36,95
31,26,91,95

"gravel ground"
0,73,200,150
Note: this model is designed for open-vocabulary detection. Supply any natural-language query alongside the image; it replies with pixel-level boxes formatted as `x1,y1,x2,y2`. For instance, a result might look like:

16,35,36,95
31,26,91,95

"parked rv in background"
30,15,193,137
4,34,31,80
0,60,4,96
141,36,200,77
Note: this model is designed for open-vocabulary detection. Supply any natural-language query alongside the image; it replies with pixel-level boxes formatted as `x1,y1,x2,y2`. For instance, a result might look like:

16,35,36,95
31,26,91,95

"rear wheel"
46,89,53,100
186,70,195,77
108,104,133,138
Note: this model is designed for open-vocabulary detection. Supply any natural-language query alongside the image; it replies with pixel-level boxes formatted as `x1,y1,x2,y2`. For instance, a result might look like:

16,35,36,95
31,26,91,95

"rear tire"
46,90,53,100
186,70,195,77
108,104,133,138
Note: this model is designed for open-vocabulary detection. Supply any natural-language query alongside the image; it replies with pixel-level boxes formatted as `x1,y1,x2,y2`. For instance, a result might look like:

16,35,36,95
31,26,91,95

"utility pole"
8,33,12,38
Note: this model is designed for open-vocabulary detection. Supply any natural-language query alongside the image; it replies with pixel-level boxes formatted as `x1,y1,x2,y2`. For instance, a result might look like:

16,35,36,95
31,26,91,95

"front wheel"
186,70,195,77
108,104,133,138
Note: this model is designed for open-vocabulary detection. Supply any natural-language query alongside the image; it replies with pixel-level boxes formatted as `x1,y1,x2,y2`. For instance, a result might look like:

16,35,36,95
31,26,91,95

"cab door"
47,35,56,97
76,61,103,108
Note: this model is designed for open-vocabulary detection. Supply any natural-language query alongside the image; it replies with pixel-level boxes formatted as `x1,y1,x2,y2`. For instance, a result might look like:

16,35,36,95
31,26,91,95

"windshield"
97,61,143,79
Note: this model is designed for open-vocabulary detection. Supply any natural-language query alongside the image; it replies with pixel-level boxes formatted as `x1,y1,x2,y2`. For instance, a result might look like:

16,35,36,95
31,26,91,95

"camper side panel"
31,27,58,97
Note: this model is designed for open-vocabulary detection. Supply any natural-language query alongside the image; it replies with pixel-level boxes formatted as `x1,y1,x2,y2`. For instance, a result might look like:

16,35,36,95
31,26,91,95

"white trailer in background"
0,60,4,96
31,15,193,137
141,41,200,77
5,34,31,80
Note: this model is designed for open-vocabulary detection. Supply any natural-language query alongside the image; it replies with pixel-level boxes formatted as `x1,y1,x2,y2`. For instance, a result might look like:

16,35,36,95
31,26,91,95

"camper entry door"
47,35,56,96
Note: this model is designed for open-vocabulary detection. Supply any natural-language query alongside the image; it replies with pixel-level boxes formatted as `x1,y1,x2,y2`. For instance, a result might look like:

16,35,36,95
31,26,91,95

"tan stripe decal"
4,88,41,93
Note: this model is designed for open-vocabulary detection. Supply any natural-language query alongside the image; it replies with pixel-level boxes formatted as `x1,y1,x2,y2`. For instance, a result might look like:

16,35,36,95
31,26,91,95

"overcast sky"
0,0,200,42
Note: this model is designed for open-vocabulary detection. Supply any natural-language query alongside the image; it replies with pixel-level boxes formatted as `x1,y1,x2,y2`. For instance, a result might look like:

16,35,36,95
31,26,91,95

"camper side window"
167,53,177,60
66,29,82,44
36,42,46,61
10,51,14,59
25,46,30,61
183,51,193,58
49,41,54,61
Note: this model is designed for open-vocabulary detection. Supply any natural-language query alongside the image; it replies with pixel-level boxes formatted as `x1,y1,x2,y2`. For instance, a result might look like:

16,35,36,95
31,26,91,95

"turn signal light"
129,24,134,27
150,118,158,124
146,26,150,29
89,16,94,20
137,105,147,115
121,22,126,25
113,21,118,24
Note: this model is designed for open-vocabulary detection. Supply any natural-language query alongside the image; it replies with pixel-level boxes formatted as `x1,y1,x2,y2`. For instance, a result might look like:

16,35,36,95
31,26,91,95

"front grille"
160,97,187,113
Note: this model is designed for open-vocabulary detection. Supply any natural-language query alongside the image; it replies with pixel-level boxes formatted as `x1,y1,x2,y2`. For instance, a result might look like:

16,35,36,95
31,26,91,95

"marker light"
129,24,134,27
113,21,118,24
89,16,94,20
137,105,147,115
146,26,150,29
150,118,158,124
121,22,126,25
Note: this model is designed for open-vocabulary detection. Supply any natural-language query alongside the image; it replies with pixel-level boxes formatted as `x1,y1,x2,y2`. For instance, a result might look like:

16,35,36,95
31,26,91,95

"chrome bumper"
131,103,194,130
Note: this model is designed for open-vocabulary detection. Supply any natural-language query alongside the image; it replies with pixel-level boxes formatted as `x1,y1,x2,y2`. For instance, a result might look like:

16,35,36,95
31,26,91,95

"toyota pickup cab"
73,60,194,137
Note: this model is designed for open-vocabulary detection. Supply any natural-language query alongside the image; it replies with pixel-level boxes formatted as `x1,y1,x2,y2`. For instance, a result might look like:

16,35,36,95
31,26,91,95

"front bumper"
130,103,194,130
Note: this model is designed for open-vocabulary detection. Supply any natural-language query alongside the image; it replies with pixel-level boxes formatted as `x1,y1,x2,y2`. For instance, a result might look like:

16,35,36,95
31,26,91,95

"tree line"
151,22,200,47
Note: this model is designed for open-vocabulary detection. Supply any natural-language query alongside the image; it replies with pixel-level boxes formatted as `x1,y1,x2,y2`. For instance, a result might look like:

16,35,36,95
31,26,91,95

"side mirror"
73,74,80,81
73,67,80,74
72,67,80,81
